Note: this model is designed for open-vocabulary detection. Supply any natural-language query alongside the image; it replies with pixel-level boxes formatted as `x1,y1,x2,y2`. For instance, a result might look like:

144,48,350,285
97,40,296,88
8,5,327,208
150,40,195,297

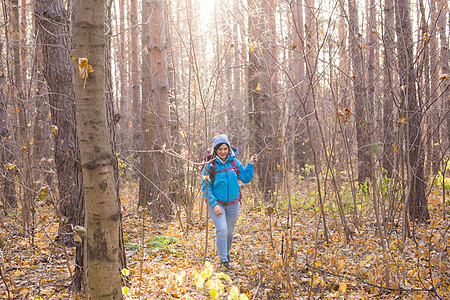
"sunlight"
197,0,217,32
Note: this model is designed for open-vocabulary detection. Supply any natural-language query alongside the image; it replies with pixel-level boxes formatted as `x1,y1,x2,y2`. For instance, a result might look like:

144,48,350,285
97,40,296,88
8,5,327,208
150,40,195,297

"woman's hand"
249,154,258,164
213,205,222,215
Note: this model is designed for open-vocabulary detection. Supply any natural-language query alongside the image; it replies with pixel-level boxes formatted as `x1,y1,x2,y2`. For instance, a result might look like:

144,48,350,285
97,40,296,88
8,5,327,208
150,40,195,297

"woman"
202,134,258,271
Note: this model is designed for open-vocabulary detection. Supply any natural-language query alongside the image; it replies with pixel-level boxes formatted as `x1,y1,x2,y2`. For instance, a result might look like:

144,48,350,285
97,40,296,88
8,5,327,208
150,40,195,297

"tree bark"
382,0,396,177
139,0,173,221
0,39,16,210
436,0,449,146
291,0,310,174
130,0,141,161
395,0,430,223
248,0,279,201
12,0,32,227
73,0,123,296
346,0,372,184
105,0,127,272
35,0,84,249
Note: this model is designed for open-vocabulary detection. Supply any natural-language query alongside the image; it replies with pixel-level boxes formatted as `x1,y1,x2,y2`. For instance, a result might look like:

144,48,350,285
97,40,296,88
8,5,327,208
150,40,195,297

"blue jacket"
202,149,254,208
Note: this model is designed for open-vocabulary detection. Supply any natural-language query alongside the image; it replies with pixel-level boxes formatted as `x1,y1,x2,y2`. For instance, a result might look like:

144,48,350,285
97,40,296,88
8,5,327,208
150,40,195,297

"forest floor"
0,180,449,299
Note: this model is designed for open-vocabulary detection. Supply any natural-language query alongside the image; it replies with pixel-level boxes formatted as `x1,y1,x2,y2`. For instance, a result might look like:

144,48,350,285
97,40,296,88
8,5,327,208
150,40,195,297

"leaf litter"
0,181,449,299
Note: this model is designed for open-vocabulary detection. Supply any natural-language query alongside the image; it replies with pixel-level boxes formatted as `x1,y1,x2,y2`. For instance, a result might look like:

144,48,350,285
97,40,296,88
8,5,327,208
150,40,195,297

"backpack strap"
209,159,240,186
230,159,239,179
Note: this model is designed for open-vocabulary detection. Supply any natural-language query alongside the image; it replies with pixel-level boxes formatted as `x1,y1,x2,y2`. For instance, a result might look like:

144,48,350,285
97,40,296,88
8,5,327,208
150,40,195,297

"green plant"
433,172,450,193
147,235,180,254
124,242,140,250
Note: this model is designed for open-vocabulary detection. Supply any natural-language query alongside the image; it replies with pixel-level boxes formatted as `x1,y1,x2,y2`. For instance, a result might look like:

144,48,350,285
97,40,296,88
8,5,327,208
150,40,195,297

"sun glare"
197,0,217,32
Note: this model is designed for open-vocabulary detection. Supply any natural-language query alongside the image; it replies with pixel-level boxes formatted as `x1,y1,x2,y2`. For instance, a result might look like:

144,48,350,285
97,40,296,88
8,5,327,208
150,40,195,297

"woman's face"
216,144,229,161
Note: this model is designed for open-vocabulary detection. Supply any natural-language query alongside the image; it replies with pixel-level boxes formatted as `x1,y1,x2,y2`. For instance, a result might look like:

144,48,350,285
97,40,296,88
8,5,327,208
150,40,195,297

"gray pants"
208,201,239,262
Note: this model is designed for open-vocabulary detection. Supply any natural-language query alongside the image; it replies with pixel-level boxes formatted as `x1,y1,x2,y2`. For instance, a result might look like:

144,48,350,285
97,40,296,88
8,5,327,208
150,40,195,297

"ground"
0,180,449,299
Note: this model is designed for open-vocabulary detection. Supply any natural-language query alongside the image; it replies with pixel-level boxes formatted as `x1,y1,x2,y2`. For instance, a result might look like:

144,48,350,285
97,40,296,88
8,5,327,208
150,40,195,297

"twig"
0,249,11,299
203,181,210,265
306,263,444,296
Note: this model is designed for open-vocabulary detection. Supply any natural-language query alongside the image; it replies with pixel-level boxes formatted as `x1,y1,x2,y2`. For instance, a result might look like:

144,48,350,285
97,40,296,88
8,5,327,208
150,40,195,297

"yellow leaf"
73,225,87,235
78,58,94,88
228,286,239,300
216,273,232,283
122,286,129,296
249,45,255,52
339,282,347,294
121,268,130,277
399,118,407,123
439,74,448,80
78,58,93,78
210,288,218,300
4,163,15,170
195,276,205,289
256,82,261,92
276,164,281,170
337,260,344,270
52,125,58,135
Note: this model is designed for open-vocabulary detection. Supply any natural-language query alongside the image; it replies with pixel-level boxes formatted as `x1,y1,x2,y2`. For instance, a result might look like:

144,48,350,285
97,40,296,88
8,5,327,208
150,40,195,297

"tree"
436,0,449,145
346,0,372,184
35,0,84,246
130,0,141,155
291,0,310,173
73,0,123,296
139,0,173,221
248,0,279,201
382,0,396,178
395,0,430,222
12,0,33,228
0,39,16,210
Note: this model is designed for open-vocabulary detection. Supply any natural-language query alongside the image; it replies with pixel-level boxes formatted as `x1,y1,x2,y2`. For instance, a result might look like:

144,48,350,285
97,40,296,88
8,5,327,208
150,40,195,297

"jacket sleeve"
235,158,254,183
202,163,219,207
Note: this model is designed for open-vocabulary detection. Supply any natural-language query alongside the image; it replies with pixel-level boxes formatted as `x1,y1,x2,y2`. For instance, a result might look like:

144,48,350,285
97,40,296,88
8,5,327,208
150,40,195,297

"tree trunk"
428,0,440,175
292,0,310,174
395,0,430,223
382,0,396,177
130,0,141,163
73,0,123,296
347,0,372,184
0,39,16,210
436,0,449,146
105,0,127,272
366,0,376,145
248,0,279,201
12,0,32,228
139,0,173,221
35,0,84,249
